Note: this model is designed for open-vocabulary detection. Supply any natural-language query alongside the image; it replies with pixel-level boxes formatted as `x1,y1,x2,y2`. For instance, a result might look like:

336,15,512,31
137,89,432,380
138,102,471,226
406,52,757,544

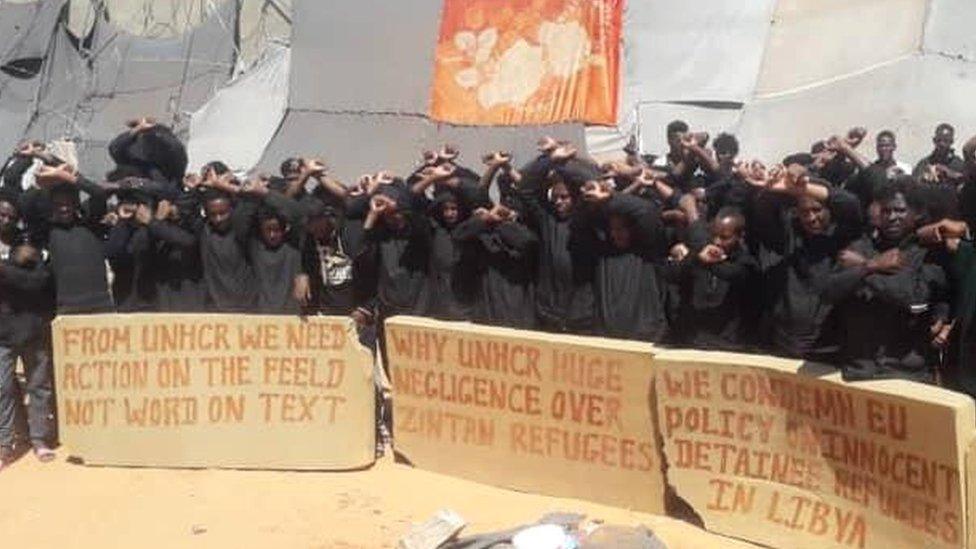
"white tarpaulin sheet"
637,103,743,160
754,0,926,97
188,45,290,172
737,55,976,165
625,0,776,104
923,0,976,61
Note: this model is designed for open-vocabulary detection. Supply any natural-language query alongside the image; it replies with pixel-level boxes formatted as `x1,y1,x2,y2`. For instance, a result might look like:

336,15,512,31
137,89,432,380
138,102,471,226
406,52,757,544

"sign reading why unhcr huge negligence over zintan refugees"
52,314,375,469
653,349,976,549
384,316,665,514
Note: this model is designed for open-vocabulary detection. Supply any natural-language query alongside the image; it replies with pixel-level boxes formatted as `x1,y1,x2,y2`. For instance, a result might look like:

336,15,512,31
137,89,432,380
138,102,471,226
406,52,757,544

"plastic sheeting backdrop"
1,0,976,182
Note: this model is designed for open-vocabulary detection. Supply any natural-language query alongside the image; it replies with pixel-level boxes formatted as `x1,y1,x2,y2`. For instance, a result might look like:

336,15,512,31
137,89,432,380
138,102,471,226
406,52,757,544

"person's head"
713,133,739,169
933,123,954,156
796,194,830,236
437,197,461,227
549,180,574,220
203,191,234,233
201,161,230,179
666,120,689,153
257,209,288,249
0,194,18,235
608,213,633,250
710,208,746,254
782,153,814,170
303,198,339,243
377,183,410,231
876,130,897,162
280,157,303,179
49,185,80,226
875,178,923,243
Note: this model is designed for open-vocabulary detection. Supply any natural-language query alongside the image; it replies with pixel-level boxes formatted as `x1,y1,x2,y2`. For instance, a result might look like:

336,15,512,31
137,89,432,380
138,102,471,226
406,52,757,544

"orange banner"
429,0,623,126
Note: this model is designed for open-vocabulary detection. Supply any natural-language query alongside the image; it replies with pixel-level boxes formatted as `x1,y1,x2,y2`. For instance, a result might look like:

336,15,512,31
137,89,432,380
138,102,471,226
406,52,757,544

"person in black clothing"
579,178,668,341
0,191,20,260
20,163,113,314
295,198,359,316
514,139,599,333
149,193,206,312
827,181,949,382
197,176,257,313
105,186,162,312
243,177,306,314
410,162,478,320
0,239,56,468
108,118,188,189
747,162,862,361
452,203,538,329
665,208,759,351
913,124,967,183
354,182,431,320
0,141,65,196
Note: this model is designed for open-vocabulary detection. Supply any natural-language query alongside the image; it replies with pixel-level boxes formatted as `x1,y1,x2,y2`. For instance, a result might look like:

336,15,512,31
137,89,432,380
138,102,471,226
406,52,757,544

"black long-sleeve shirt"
0,259,53,347
20,178,113,314
425,221,474,321
453,216,537,329
199,198,257,313
355,213,431,318
515,155,598,332
251,192,305,314
585,194,668,342
150,214,206,312
826,237,949,382
665,246,760,351
106,222,157,312
754,187,862,360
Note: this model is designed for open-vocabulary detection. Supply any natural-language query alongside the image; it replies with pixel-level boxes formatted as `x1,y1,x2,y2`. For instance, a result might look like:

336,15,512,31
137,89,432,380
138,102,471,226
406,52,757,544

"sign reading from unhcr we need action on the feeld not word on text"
53,314,376,470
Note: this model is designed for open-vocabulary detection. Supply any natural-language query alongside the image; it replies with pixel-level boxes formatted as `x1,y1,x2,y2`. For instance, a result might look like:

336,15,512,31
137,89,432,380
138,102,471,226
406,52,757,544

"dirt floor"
0,449,758,548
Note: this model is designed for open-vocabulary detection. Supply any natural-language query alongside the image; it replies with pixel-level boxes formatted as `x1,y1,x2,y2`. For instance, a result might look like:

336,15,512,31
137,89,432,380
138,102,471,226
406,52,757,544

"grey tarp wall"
22,0,237,178
0,0,68,156
2,0,976,180
594,0,976,166
255,0,585,182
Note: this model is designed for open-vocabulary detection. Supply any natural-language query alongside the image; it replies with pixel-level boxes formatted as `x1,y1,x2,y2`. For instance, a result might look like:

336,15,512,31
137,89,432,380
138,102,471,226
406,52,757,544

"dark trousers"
0,338,55,448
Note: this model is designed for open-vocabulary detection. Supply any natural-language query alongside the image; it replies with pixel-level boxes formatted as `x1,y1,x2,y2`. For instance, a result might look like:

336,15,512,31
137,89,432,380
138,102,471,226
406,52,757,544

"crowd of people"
2,117,976,467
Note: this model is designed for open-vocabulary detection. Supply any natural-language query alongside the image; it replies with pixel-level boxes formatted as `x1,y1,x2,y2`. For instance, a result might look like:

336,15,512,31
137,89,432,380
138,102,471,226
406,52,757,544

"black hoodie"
516,155,599,333
753,187,863,360
583,193,668,341
20,179,113,314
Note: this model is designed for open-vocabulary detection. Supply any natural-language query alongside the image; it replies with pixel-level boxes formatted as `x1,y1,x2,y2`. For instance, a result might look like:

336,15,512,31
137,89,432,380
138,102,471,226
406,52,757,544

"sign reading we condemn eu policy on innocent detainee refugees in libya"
653,349,976,549
52,314,375,470
384,316,666,514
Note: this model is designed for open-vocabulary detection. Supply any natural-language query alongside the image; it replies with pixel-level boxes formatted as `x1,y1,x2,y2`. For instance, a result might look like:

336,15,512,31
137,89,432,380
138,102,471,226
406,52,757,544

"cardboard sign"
53,314,375,470
385,316,665,513
653,349,976,549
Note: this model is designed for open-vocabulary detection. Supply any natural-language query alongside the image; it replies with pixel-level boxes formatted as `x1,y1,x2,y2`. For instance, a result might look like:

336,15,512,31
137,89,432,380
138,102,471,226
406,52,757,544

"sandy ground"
0,450,758,549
